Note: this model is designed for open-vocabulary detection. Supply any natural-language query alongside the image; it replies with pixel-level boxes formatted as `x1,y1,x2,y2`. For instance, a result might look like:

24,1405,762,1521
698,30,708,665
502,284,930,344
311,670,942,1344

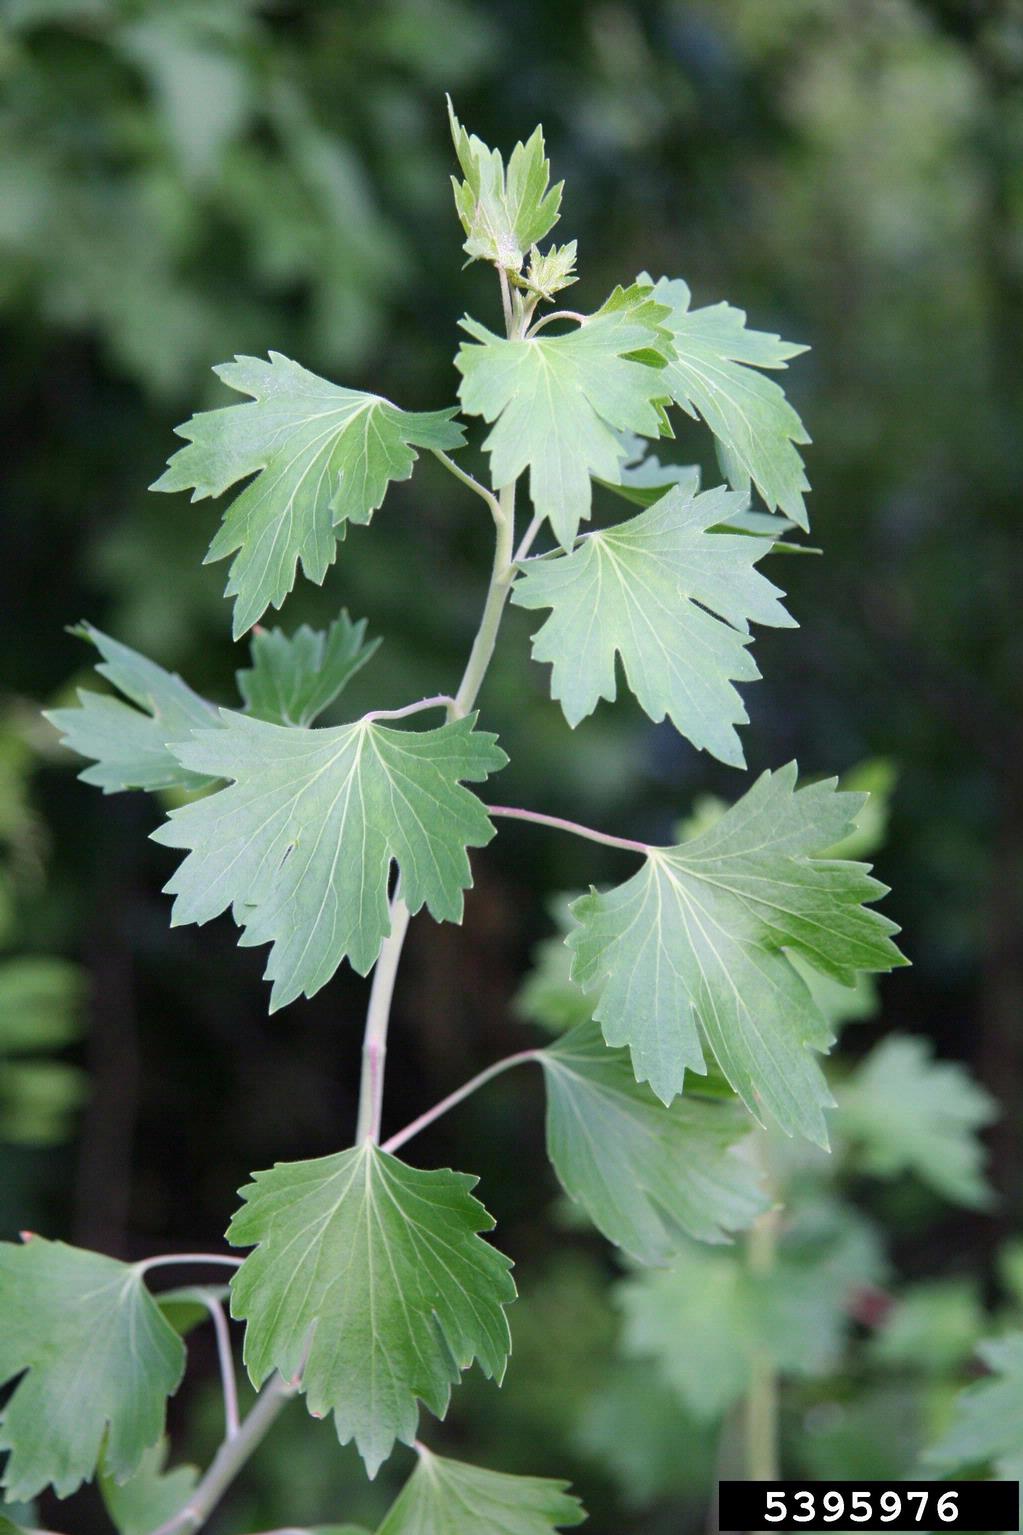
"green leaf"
926,1333,1023,1475
539,1022,765,1261
568,764,906,1143
575,1362,717,1507
100,1441,198,1535
0,1238,185,1499
151,353,465,637
837,1034,995,1207
647,275,811,527
456,288,671,548
153,712,506,1009
46,623,220,793
618,1202,883,1420
228,1144,515,1477
512,484,795,766
377,1445,585,1534
237,613,380,726
521,242,578,302
600,431,701,507
871,1280,984,1376
447,100,562,271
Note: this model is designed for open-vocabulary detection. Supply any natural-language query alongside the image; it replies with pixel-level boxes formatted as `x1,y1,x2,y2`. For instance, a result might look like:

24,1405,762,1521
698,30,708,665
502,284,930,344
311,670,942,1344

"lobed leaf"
540,1022,766,1261
512,483,796,766
568,765,907,1143
0,1239,184,1500
46,623,220,794
448,101,562,271
228,1145,515,1476
100,1442,198,1535
618,1202,884,1420
837,1034,995,1207
647,275,811,527
151,352,464,637
456,287,672,548
926,1333,1023,1477
153,712,506,1008
237,612,380,727
376,1446,585,1534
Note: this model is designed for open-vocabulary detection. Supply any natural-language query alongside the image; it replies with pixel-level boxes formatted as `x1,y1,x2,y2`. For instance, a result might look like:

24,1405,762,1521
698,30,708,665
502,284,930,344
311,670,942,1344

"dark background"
1,1,1021,1531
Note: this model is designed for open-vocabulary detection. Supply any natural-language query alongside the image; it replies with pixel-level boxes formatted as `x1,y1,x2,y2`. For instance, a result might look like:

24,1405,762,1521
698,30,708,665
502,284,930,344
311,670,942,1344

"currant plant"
15,103,907,1534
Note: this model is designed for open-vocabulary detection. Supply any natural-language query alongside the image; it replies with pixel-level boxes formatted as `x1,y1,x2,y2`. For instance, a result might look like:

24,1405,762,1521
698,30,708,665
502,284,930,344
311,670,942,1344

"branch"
527,309,586,336
135,1253,243,1276
363,695,455,723
148,1374,295,1535
199,1290,240,1441
512,512,544,565
381,1051,540,1155
486,804,649,855
351,259,526,1154
355,893,411,1143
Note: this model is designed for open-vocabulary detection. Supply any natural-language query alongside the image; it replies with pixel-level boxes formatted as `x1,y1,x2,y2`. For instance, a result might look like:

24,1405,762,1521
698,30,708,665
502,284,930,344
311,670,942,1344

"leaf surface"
540,1022,765,1261
151,353,464,636
648,275,810,526
512,484,795,765
0,1239,184,1500
153,713,505,1008
568,765,906,1142
926,1333,1023,1476
100,1442,198,1535
618,1202,883,1419
456,289,671,547
838,1034,995,1207
46,624,220,794
228,1145,515,1476
448,101,562,270
237,613,380,726
376,1446,585,1534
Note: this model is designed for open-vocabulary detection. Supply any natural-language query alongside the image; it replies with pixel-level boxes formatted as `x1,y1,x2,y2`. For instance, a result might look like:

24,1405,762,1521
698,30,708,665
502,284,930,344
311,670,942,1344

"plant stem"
148,1374,295,1535
199,1291,240,1441
381,1050,540,1154
512,512,544,565
451,480,515,717
527,309,586,336
487,804,649,855
364,695,454,723
351,266,526,1151
745,1200,782,1493
135,1253,243,1276
355,893,411,1143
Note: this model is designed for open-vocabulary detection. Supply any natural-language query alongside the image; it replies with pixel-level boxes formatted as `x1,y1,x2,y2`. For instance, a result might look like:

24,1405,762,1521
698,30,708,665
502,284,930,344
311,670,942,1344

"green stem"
351,269,529,1149
355,894,411,1143
148,1375,295,1535
486,803,649,854
381,1050,540,1154
451,478,516,718
745,1200,781,1491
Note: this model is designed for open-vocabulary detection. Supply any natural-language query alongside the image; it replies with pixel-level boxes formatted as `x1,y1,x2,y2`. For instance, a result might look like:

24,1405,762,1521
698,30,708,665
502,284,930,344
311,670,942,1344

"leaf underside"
0,1239,184,1500
151,352,464,637
153,712,506,1009
568,765,906,1144
228,1145,515,1476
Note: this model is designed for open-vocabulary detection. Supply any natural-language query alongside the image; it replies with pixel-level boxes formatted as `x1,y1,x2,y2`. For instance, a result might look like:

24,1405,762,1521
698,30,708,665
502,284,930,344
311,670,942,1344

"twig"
486,804,649,855
382,1051,540,1155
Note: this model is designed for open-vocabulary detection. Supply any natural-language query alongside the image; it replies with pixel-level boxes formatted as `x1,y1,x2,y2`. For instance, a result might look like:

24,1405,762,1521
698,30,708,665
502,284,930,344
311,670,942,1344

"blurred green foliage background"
1,1,1022,1531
